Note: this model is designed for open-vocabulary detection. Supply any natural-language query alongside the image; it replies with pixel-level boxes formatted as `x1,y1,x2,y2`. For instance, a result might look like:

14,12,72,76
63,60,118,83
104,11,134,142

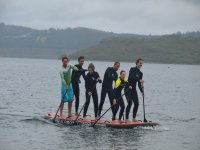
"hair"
120,70,126,75
62,56,69,62
78,56,85,61
88,63,95,70
136,58,144,64
114,61,120,65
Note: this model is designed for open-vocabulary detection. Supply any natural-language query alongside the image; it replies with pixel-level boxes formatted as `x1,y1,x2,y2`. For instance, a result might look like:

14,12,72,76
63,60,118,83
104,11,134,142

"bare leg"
60,101,64,118
68,102,72,117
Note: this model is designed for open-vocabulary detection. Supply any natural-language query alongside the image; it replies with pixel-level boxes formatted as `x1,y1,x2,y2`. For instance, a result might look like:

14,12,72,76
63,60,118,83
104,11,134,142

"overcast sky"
0,0,200,34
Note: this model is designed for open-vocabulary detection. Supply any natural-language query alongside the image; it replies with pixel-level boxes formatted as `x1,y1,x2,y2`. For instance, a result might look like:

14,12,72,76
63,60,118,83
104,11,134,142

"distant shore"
1,56,200,65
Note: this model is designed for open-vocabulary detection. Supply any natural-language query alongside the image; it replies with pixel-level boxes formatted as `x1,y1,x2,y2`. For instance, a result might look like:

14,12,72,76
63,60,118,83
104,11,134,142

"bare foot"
60,114,64,118
112,119,119,123
126,119,131,122
132,118,138,122
118,120,124,123
68,114,73,118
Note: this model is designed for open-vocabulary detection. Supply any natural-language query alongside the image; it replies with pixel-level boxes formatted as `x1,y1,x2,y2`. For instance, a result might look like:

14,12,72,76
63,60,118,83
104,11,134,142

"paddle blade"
144,118,148,122
52,119,56,123
89,124,95,127
72,121,79,126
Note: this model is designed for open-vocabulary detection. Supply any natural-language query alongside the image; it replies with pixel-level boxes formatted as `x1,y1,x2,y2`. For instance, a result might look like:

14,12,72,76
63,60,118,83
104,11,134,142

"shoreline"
1,56,200,66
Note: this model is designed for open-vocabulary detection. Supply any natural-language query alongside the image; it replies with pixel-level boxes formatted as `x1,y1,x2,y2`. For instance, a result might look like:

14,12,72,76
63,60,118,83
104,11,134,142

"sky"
0,0,200,35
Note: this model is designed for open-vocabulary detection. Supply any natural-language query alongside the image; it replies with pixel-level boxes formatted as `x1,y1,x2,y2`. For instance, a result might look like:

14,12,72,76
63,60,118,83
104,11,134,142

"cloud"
0,0,200,34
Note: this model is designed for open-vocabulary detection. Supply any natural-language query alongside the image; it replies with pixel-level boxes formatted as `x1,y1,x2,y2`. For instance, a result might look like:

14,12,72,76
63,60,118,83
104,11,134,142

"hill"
1,23,200,64
0,23,128,58
70,32,200,64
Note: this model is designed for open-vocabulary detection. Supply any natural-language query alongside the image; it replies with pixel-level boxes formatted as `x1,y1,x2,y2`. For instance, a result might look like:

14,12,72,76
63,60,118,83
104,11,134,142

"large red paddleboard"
44,113,159,128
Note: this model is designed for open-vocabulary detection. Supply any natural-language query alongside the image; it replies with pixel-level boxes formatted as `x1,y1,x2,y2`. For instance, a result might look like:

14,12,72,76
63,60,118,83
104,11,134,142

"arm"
113,78,121,98
113,71,118,81
138,73,143,93
70,64,78,71
60,70,66,86
125,80,131,88
81,69,86,81
96,72,102,83
128,68,134,84
85,75,91,91
71,69,75,81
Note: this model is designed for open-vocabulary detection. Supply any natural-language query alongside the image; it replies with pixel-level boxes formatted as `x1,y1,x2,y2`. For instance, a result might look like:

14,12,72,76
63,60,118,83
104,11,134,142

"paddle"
73,81,99,125
53,68,85,123
90,90,129,127
53,83,71,123
142,84,148,122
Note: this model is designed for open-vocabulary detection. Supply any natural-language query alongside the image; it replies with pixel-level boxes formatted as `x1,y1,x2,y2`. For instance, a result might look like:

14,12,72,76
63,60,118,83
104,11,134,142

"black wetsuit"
113,78,129,120
125,67,143,119
72,64,86,114
98,67,118,117
83,71,102,118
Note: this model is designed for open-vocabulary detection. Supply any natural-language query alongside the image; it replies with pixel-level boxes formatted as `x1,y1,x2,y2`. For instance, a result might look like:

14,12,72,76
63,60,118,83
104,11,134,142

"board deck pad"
44,113,159,128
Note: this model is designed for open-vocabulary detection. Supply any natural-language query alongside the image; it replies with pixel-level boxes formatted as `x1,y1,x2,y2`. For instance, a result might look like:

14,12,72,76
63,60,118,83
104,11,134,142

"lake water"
0,57,200,150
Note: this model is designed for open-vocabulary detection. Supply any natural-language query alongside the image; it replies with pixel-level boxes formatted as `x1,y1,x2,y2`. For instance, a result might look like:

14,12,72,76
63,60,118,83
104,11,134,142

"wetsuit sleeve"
96,72,102,83
128,68,134,84
71,66,76,81
60,70,66,86
70,64,78,71
113,88,117,99
114,72,118,81
114,78,121,89
85,75,90,91
113,78,120,98
72,69,75,79
81,70,86,80
138,73,143,93
125,80,130,88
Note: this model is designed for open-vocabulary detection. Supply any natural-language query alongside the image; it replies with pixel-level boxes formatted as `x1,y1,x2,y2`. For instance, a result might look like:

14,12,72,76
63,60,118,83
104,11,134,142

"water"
0,57,200,150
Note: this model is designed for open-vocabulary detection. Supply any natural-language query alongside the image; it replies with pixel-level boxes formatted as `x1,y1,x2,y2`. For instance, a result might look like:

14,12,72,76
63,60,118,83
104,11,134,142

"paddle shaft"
142,85,147,122
74,98,88,121
53,83,71,123
91,90,129,127
53,69,86,123
74,81,98,122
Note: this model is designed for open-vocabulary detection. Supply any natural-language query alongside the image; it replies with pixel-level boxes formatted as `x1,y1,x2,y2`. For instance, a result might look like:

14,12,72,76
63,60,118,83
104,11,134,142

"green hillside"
0,23,143,58
1,23,200,64
70,33,200,64
0,23,115,58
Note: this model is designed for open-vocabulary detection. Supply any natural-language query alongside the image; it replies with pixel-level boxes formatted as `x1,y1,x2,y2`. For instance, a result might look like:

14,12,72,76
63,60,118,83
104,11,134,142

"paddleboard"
44,113,159,128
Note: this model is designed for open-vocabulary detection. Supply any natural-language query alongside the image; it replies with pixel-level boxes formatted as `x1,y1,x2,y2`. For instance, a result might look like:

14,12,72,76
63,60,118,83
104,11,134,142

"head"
136,58,144,69
62,56,69,67
88,63,95,73
113,62,120,71
78,56,85,66
120,70,126,80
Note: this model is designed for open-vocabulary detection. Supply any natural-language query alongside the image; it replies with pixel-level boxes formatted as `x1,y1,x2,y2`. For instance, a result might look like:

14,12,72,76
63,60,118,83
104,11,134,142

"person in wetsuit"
83,63,102,119
113,70,132,122
125,58,144,122
72,56,87,116
98,62,120,120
